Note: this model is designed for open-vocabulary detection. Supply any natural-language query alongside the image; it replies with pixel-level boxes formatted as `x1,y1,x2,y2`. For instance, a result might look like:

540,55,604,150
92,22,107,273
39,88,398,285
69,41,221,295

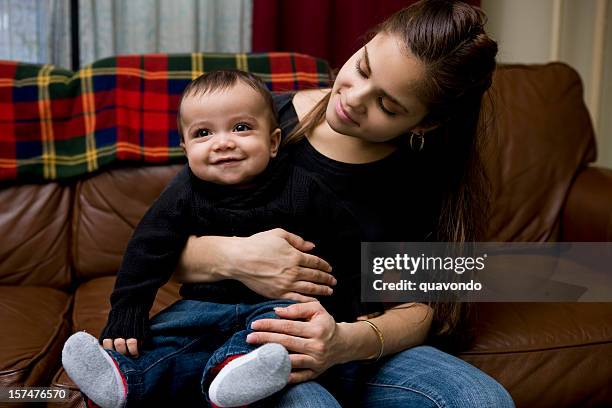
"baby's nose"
212,134,236,150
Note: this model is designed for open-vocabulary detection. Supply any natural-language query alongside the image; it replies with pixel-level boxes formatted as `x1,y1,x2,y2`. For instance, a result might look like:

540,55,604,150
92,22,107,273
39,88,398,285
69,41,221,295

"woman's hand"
246,301,348,383
236,229,337,303
176,229,337,303
102,338,140,357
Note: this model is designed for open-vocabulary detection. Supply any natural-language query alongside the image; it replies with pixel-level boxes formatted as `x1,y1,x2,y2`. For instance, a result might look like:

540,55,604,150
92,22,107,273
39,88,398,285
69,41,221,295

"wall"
481,0,611,167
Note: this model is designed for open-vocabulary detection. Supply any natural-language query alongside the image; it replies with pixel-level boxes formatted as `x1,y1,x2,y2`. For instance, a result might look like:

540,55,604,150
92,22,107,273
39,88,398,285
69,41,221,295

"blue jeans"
104,299,514,407
256,346,515,408
105,299,296,406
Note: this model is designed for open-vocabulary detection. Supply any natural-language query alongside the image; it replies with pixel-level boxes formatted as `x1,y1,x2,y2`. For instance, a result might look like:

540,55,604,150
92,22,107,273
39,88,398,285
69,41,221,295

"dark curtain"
252,0,481,70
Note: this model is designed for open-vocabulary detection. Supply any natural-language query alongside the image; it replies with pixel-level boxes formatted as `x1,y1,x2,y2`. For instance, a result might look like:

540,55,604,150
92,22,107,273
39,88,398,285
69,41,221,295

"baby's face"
180,82,280,186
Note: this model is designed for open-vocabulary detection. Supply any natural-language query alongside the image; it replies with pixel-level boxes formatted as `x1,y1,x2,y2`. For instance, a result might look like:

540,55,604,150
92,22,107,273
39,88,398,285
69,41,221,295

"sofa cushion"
73,165,183,280
49,368,85,408
460,303,612,407
484,63,596,241
0,286,71,387
71,275,181,335
50,276,182,407
0,183,71,289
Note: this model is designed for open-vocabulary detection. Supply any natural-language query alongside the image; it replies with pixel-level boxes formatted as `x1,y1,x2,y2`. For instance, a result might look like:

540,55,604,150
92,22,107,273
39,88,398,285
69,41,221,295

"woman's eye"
355,58,368,78
195,129,210,138
378,98,396,116
233,123,252,132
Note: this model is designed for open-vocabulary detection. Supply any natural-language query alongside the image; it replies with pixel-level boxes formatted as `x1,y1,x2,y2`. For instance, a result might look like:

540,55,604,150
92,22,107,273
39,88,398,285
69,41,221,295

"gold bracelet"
362,319,384,361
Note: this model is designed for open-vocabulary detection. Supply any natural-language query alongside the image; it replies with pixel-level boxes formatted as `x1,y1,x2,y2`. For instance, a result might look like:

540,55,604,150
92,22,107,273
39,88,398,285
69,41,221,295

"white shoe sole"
208,343,290,407
62,332,126,408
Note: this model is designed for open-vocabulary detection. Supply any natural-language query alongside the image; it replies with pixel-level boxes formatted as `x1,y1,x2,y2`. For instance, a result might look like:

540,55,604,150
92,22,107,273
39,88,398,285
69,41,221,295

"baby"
62,70,370,408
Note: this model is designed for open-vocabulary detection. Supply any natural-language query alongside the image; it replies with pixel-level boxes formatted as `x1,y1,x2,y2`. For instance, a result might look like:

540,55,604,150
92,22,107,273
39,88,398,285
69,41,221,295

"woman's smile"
335,97,359,126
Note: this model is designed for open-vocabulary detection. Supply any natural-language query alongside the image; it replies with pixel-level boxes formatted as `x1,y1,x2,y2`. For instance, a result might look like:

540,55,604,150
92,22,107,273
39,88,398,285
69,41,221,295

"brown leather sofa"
1,62,611,408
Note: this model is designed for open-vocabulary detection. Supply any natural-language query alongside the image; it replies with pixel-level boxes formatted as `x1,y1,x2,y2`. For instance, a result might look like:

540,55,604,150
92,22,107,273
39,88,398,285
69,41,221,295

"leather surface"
71,275,181,336
562,166,612,241
72,165,184,280
0,286,71,388
48,367,86,408
0,183,71,289
49,276,181,408
462,303,612,407
467,303,612,353
484,63,596,241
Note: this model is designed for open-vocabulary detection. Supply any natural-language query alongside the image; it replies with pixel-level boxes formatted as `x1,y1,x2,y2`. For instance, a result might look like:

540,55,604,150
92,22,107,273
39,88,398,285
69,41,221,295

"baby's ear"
269,128,282,157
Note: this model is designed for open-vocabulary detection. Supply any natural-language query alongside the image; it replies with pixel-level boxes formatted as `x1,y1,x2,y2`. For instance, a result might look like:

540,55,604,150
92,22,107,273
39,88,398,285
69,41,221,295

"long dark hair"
285,0,498,349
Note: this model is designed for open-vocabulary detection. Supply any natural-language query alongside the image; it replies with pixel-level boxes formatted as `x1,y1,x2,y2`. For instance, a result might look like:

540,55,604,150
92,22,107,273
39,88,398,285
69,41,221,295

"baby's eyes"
233,123,252,132
192,123,252,139
195,129,210,138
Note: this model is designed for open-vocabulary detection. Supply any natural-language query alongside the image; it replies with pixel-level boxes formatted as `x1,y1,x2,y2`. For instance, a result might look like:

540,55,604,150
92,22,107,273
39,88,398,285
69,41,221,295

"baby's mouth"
212,157,244,165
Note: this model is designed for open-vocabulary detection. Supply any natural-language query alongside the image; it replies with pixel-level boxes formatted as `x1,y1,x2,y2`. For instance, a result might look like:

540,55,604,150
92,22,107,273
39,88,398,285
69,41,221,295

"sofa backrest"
0,57,598,284
484,63,596,241
0,183,72,288
73,165,182,280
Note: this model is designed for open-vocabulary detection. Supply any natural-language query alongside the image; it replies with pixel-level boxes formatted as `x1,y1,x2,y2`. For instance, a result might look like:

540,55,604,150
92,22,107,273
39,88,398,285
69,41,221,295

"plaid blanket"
0,53,331,182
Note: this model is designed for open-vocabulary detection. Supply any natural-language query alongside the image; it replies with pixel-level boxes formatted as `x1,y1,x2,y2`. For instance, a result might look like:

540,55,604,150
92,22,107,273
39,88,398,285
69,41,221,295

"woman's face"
326,33,430,143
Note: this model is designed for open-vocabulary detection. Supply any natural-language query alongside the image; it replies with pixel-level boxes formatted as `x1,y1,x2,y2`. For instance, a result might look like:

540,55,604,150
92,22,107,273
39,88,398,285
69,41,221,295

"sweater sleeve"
99,167,193,342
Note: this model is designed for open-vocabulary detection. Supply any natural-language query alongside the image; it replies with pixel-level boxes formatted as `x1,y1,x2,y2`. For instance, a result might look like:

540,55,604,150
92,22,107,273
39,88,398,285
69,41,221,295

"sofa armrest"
562,166,612,241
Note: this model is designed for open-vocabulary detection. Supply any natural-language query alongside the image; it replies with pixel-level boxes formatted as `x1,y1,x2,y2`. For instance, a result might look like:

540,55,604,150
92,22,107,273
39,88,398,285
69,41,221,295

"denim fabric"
104,299,296,407
251,381,342,408
104,300,514,407
317,345,515,408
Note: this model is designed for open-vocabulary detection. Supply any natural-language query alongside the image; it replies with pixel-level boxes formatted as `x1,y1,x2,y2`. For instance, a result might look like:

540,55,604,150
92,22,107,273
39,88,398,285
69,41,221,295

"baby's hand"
102,338,139,357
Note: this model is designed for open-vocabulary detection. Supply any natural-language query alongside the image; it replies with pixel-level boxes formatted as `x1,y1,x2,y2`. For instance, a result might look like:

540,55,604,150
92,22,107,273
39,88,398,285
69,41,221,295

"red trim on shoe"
86,396,101,408
209,354,249,408
108,353,128,398
83,353,128,407
209,354,245,376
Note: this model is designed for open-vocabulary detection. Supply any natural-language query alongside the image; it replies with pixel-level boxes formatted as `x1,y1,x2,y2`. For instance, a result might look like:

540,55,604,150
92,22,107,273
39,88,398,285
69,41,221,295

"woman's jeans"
104,299,515,407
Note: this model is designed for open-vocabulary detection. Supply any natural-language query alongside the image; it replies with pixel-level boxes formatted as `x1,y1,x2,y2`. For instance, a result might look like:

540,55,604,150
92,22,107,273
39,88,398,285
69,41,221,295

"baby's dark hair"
177,70,278,141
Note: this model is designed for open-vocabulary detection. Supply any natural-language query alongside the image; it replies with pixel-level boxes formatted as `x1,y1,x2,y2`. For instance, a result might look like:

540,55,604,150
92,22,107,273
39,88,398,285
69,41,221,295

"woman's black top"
100,92,441,344
274,92,440,243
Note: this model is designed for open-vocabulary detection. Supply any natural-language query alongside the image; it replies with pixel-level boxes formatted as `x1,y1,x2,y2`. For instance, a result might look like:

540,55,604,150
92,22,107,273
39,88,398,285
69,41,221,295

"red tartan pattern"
0,53,332,182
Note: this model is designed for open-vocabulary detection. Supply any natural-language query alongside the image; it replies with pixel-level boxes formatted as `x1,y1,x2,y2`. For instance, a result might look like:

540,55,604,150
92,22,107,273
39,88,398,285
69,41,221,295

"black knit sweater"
99,154,372,342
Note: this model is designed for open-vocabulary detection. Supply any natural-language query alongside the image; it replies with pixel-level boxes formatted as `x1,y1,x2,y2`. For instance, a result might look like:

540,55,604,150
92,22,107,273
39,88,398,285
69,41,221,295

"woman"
172,0,511,406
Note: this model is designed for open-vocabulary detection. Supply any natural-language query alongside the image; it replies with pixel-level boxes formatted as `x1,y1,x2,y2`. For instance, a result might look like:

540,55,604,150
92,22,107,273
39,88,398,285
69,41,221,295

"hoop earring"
409,131,425,152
